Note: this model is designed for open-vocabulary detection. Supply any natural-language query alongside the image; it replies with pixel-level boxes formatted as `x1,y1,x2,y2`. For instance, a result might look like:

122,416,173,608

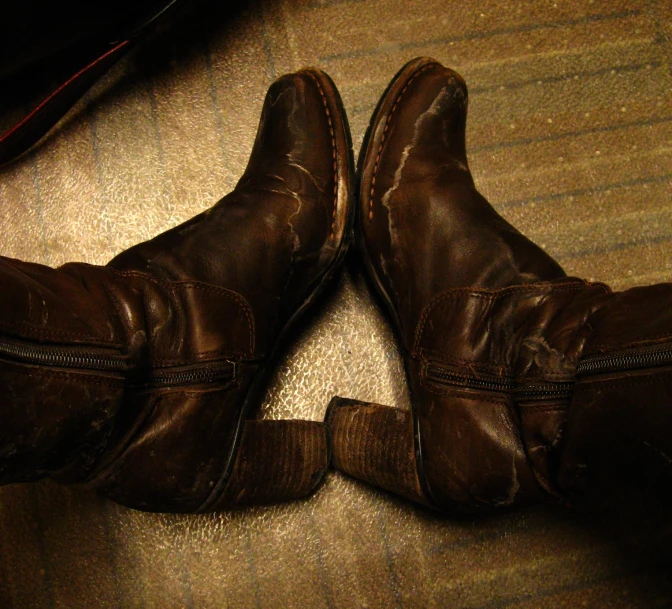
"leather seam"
1,366,123,386
303,71,338,241
556,283,613,368
518,403,568,413
413,281,591,355
368,62,440,221
419,349,515,374
0,319,118,343
98,273,138,347
130,378,239,397
111,270,256,356
588,333,672,352
110,268,163,286
171,282,255,356
574,370,672,392
420,381,509,404
149,352,251,366
170,380,239,396
521,373,575,382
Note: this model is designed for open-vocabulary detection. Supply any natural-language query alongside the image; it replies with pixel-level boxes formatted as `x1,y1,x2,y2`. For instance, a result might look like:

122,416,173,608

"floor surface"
0,0,671,607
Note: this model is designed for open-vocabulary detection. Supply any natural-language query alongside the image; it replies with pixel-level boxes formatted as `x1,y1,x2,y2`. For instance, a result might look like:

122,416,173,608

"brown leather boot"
327,57,672,515
0,68,354,513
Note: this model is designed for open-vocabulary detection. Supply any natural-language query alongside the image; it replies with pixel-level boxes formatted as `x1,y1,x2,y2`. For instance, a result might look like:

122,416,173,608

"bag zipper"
576,343,672,376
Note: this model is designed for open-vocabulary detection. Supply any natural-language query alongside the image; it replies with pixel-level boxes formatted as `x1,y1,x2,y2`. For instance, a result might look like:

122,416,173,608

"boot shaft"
0,68,354,513
330,57,672,515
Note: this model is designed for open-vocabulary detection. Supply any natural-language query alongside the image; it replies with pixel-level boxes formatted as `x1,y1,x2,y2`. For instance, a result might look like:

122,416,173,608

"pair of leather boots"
1,57,671,515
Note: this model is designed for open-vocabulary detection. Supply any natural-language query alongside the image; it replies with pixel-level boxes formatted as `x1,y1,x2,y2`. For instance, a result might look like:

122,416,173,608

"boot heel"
326,397,430,505
211,419,328,510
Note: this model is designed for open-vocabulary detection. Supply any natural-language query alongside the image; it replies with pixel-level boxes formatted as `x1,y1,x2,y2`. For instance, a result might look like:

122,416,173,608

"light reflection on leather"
0,0,670,606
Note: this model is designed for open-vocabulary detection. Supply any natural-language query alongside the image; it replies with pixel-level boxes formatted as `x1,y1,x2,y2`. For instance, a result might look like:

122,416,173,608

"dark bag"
0,0,195,166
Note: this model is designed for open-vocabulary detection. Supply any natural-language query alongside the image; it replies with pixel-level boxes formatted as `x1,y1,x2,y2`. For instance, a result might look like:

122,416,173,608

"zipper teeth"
577,346,672,375
426,366,515,393
515,382,573,400
0,338,237,386
0,340,127,370
144,363,236,388
428,343,672,396
426,365,572,399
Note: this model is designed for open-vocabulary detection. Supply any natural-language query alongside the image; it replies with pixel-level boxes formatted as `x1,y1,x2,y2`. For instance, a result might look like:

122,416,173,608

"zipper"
0,336,129,371
0,336,237,387
577,343,672,376
142,361,236,388
425,364,515,393
514,381,574,401
426,363,573,401
427,342,672,400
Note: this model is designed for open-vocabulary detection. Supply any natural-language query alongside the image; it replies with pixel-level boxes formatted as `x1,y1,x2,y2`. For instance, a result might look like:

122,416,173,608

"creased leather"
354,57,672,514
0,68,353,513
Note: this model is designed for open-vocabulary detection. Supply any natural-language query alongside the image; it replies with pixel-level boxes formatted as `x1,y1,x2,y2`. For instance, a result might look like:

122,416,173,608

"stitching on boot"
0,320,121,343
169,282,255,356
112,269,256,356
574,369,672,392
590,331,672,351
303,72,338,242
1,365,124,386
368,62,440,222
412,281,590,355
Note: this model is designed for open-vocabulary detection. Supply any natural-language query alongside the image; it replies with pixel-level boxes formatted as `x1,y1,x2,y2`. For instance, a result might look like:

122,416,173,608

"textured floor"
1,0,671,607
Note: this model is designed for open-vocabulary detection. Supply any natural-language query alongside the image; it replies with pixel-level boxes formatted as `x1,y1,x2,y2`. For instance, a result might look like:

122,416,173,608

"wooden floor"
0,0,671,607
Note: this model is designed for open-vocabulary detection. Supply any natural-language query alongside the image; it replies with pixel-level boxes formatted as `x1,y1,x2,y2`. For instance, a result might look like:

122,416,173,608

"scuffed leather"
0,69,352,512
358,57,672,513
